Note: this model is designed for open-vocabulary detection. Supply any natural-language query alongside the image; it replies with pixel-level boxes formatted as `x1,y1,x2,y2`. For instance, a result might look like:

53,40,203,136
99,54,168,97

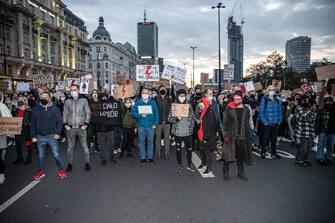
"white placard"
223,64,234,80
103,82,110,90
161,64,187,84
16,82,30,92
138,105,153,114
80,78,90,94
136,65,160,82
57,81,66,91
244,81,255,92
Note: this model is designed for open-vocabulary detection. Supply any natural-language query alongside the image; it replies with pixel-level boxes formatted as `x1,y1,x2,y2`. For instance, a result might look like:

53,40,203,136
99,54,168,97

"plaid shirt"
294,105,316,139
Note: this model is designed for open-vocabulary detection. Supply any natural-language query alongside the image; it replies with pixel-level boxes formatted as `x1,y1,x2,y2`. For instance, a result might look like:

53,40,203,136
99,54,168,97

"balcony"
40,33,48,39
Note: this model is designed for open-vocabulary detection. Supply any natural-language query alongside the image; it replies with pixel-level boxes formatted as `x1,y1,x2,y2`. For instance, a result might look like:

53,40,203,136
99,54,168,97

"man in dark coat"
222,91,252,182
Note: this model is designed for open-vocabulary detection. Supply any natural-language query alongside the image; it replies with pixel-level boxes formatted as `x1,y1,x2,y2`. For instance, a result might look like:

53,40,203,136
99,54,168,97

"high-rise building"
137,10,158,64
286,36,311,72
88,17,137,87
0,0,89,87
227,16,243,83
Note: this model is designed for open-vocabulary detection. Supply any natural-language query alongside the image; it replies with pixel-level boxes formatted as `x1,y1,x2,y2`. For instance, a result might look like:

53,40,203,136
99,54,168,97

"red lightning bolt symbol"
145,65,152,80
121,85,126,97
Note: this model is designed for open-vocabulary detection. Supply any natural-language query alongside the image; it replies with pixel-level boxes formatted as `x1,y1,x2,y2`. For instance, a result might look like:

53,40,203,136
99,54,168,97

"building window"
23,33,29,44
5,27,10,40
89,47,92,51
104,46,107,52
51,43,55,54
95,36,101,40
97,63,101,69
0,44,3,54
105,71,108,78
89,63,92,69
24,48,30,59
105,63,108,68
6,45,11,56
96,46,100,52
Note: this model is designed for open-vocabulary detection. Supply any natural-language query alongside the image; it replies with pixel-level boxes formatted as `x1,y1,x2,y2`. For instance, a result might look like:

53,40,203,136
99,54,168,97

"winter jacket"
63,97,91,128
131,99,159,128
294,105,316,139
122,106,137,129
315,104,335,135
31,102,62,137
259,95,282,125
168,100,195,137
155,95,172,125
198,98,217,142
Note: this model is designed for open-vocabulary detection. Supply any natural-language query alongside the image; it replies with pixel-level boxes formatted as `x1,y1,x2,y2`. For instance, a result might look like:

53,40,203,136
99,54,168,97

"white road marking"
0,180,40,213
192,152,215,178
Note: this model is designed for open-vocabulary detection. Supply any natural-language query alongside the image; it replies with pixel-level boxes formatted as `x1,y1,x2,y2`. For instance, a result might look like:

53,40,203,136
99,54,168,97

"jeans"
155,124,171,153
66,128,90,164
200,137,216,171
113,126,123,150
87,123,98,149
175,135,193,165
36,134,64,172
138,126,155,160
262,124,279,154
317,133,335,161
296,137,313,162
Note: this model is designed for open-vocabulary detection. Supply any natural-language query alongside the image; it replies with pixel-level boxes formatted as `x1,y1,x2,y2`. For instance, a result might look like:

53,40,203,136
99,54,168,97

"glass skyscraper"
137,21,158,61
286,36,311,73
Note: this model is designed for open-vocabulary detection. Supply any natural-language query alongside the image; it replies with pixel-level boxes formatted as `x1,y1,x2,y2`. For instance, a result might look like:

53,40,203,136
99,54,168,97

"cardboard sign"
272,79,282,91
0,117,23,135
114,85,134,99
254,82,263,91
162,64,187,84
200,73,209,84
116,74,125,85
224,83,233,91
138,105,153,114
244,81,255,92
281,90,293,98
136,65,160,82
33,74,54,89
171,103,189,117
316,64,335,81
0,80,10,94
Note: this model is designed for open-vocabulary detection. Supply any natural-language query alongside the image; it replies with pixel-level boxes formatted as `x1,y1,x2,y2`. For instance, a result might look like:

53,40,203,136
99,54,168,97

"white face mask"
71,91,79,98
269,91,275,96
207,96,213,101
125,102,132,108
178,96,186,103
92,94,98,99
142,94,149,100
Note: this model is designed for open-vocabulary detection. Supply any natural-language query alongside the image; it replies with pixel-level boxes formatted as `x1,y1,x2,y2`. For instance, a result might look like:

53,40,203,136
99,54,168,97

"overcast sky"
64,0,335,84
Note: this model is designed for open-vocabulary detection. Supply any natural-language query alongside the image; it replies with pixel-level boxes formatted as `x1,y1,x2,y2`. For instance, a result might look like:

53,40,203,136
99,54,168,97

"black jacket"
155,94,172,125
315,104,335,134
202,105,217,141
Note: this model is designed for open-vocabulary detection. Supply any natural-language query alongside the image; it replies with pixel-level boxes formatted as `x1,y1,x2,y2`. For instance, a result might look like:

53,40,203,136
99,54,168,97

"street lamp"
190,46,197,87
212,2,225,93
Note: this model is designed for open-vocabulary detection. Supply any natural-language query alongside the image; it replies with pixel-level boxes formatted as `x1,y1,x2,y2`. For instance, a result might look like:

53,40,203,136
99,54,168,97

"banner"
316,64,335,81
244,81,255,92
0,117,23,135
57,81,66,91
33,74,54,89
136,65,160,82
272,79,282,91
200,73,209,84
223,64,234,81
171,104,189,117
114,85,134,99
161,64,187,84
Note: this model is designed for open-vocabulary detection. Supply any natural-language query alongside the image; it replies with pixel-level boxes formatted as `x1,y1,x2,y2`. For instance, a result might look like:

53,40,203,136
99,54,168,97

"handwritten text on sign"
171,104,189,117
0,117,23,135
136,65,160,82
162,64,187,84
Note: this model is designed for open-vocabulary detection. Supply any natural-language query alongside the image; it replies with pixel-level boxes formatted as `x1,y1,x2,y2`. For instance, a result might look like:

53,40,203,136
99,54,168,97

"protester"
154,85,172,160
87,89,99,152
197,89,217,175
222,90,252,181
131,87,159,164
63,84,91,172
294,94,316,167
259,85,282,159
315,95,335,166
31,91,67,181
168,89,196,173
120,97,137,158
57,93,67,143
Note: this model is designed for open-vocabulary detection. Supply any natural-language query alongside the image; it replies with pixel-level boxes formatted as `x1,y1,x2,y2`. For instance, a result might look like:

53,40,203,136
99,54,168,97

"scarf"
197,98,210,142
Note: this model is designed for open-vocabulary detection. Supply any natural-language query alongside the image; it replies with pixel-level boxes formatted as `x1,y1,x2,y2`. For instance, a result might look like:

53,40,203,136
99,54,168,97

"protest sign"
80,78,90,94
272,79,282,91
301,83,311,93
136,65,160,82
90,100,122,124
0,80,10,94
33,74,54,89
57,81,66,91
244,81,255,92
281,90,293,98
114,85,134,99
171,103,189,117
16,82,30,92
315,64,335,81
223,64,234,81
253,82,263,91
162,64,187,84
200,73,209,84
0,117,23,135
138,105,153,114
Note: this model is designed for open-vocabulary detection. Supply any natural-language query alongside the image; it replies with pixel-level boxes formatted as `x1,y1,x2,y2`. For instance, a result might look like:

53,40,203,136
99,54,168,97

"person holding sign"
168,89,196,173
131,87,159,164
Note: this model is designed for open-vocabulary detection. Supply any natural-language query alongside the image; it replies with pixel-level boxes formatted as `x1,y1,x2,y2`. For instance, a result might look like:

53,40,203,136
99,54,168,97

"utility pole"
190,46,197,87
212,3,225,93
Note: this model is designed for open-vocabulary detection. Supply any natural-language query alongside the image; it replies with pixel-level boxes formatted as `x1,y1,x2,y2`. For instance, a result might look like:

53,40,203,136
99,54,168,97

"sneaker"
24,157,32,165
0,173,5,184
12,158,24,165
271,153,282,159
203,169,212,175
317,159,327,166
171,141,176,146
148,159,155,164
197,164,206,170
117,148,121,153
165,151,171,160
85,163,91,171
155,152,161,160
186,164,196,172
140,159,146,164
176,165,183,173
66,164,73,172
33,171,45,181
261,153,266,159
7,141,13,146
58,170,67,180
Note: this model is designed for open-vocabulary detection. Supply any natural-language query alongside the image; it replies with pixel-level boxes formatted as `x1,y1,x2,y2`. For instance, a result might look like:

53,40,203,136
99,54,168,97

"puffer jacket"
155,95,172,125
63,97,91,128
259,95,282,125
168,100,195,137
315,104,335,134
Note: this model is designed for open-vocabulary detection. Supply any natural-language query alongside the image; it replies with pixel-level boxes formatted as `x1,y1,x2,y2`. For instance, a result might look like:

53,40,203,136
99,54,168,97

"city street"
0,140,334,223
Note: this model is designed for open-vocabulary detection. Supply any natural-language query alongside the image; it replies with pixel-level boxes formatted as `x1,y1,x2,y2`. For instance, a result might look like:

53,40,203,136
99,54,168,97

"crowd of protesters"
0,82,334,184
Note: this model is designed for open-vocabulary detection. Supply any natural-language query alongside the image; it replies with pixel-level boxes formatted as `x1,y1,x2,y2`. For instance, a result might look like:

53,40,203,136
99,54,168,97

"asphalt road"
0,139,334,223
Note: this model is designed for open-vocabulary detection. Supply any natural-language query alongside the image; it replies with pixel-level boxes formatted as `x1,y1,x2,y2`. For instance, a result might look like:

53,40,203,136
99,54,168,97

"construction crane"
240,4,245,34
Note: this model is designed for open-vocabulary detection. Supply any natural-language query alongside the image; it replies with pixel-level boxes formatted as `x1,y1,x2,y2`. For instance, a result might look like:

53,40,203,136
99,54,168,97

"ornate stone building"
0,0,88,89
88,17,137,87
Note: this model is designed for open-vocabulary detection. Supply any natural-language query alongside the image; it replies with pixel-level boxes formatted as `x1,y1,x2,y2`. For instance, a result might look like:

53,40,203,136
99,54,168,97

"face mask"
234,98,243,105
196,92,201,97
92,94,98,99
60,97,66,101
160,89,166,95
17,101,24,107
207,96,213,101
142,94,149,100
125,102,132,108
178,96,186,103
269,91,275,96
224,98,229,102
41,99,48,105
152,93,157,98
71,91,78,98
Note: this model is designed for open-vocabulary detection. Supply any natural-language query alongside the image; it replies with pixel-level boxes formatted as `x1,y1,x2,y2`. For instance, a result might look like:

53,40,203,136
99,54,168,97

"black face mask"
196,92,202,97
40,99,48,105
17,101,24,107
160,90,166,95
302,102,310,108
